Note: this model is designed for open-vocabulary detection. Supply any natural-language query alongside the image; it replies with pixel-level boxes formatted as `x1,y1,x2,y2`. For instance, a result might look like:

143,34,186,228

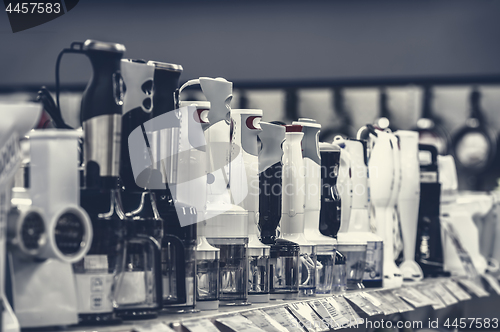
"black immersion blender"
66,39,128,324
415,144,446,277
147,62,198,312
114,59,163,319
258,122,300,300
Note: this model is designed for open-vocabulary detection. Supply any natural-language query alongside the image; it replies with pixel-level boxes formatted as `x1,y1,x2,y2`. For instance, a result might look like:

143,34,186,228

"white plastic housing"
281,131,306,237
0,103,42,332
175,106,208,224
367,130,402,286
28,130,92,263
396,131,423,280
333,138,352,233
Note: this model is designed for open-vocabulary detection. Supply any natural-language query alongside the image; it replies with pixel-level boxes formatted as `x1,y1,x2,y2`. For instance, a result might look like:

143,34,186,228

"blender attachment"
68,39,128,324
179,77,249,306
231,109,270,303
115,58,163,319
395,130,424,281
333,137,368,290
332,251,347,293
366,127,403,287
269,240,300,299
258,122,300,300
9,129,93,328
293,119,336,295
146,61,198,312
318,143,341,239
196,235,220,310
343,138,384,288
335,239,367,290
416,144,445,277
281,124,317,297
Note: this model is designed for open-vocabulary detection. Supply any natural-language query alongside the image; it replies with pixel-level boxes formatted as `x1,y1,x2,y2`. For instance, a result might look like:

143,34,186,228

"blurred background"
2,0,500,191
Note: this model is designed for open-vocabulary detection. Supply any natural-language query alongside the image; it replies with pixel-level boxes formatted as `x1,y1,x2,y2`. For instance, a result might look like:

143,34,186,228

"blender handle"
162,234,187,305
130,234,163,309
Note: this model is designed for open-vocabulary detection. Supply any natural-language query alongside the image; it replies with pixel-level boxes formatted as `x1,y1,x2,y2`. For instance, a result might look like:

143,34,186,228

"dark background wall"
1,0,500,87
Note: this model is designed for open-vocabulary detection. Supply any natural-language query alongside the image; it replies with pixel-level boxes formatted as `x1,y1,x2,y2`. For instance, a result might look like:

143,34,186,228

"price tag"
482,274,500,295
327,297,364,327
287,302,329,332
263,306,305,332
457,279,490,297
241,310,289,332
362,292,399,315
378,290,414,313
133,322,175,332
181,319,220,332
393,287,430,308
344,293,383,316
216,314,266,332
443,280,472,301
432,283,459,306
416,285,446,310
310,299,350,330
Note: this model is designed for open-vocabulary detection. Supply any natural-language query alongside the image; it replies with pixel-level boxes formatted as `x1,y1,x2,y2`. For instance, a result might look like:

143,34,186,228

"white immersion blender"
179,77,249,306
395,130,424,281
231,109,270,303
174,104,220,311
342,137,384,288
293,119,336,295
364,125,403,287
333,136,368,290
281,124,317,297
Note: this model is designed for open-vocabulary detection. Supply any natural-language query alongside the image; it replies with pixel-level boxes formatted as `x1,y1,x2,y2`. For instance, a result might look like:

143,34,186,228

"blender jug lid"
83,39,126,53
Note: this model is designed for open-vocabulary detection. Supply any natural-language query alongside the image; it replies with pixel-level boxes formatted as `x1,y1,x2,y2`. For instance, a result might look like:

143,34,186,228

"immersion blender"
258,122,300,300
231,109,270,303
179,77,249,306
293,119,336,295
395,130,423,281
66,39,128,324
333,137,368,290
281,124,317,297
343,137,384,288
115,59,163,319
365,126,403,287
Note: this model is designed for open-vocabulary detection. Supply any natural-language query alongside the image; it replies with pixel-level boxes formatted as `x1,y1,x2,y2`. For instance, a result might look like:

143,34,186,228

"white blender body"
293,118,336,295
231,109,270,303
0,103,42,332
179,77,249,305
343,138,384,288
173,104,220,311
9,129,93,328
396,130,424,281
281,125,316,297
367,129,403,287
333,137,368,290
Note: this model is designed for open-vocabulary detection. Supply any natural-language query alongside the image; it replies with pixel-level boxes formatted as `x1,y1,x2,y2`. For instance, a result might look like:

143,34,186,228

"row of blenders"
0,38,445,332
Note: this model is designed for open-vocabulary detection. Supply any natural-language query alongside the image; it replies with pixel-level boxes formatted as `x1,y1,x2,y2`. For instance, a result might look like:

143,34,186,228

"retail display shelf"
55,276,500,332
